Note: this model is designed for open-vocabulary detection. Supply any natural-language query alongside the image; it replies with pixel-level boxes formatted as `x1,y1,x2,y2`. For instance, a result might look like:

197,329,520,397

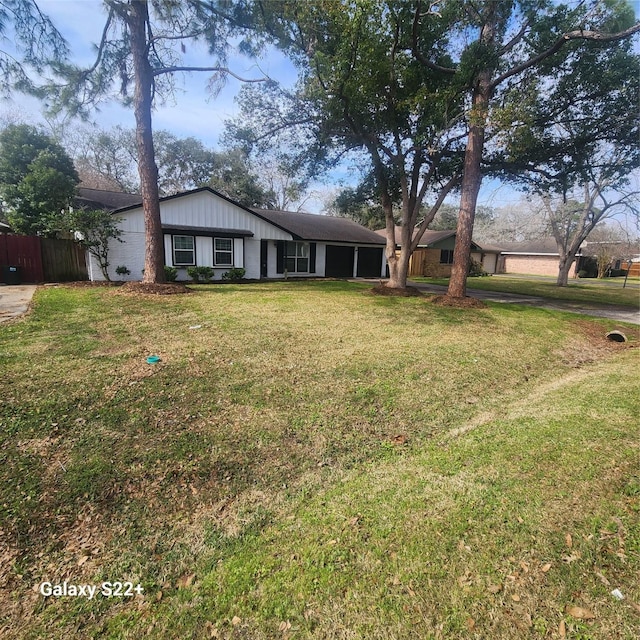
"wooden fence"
0,235,87,283
41,238,87,282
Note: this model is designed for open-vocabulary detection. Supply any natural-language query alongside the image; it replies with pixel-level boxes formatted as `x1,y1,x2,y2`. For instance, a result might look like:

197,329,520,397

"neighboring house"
621,257,640,277
78,187,386,281
495,239,583,278
375,227,499,277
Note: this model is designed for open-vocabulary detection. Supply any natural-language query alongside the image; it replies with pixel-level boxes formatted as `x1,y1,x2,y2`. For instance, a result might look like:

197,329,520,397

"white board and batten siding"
91,190,293,281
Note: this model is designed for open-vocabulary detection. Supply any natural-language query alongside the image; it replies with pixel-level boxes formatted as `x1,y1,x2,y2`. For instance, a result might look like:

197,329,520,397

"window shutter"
309,243,316,273
276,240,285,274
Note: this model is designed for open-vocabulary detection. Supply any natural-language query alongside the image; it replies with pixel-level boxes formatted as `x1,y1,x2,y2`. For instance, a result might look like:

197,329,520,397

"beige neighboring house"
375,228,500,277
495,239,582,278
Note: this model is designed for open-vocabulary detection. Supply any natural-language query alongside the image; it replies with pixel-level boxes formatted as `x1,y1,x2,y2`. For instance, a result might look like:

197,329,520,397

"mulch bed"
370,284,424,297
118,282,191,295
60,281,191,295
369,284,488,308
430,295,487,309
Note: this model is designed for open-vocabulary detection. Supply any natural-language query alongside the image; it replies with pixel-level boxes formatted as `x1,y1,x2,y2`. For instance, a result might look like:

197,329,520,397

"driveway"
408,280,640,325
0,285,37,323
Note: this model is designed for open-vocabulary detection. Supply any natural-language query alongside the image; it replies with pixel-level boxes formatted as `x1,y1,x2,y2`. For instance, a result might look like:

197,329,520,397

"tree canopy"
0,123,79,236
0,0,67,95
229,0,639,291
231,0,465,288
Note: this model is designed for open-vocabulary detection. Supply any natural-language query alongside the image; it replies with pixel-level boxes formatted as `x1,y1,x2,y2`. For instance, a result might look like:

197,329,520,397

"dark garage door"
325,245,355,277
357,247,383,278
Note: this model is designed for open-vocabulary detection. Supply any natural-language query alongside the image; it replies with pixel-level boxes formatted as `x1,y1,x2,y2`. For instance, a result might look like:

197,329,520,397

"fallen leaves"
565,605,596,620
561,552,581,564
176,573,195,589
278,620,292,632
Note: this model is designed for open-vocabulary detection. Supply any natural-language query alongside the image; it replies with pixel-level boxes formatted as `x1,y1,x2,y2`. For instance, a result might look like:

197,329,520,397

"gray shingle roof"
77,187,385,245
374,227,456,246
76,188,143,211
253,209,386,244
375,227,493,252
497,239,580,255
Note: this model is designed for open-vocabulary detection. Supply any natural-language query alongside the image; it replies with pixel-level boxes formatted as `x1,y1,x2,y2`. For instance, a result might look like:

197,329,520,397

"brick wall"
408,248,453,277
502,255,578,278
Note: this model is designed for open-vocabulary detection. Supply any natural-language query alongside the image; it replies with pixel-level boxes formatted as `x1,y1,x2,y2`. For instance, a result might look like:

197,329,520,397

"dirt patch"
558,319,638,368
430,294,487,309
117,282,191,295
572,319,639,349
370,284,424,297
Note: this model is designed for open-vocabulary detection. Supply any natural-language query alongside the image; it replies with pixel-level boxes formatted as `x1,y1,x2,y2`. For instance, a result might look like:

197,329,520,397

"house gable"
85,187,386,281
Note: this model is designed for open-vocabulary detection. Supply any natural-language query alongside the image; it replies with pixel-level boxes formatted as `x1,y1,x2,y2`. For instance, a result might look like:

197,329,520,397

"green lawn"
413,274,640,308
1,281,638,639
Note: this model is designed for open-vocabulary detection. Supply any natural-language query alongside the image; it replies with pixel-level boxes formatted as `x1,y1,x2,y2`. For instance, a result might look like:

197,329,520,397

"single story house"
495,239,583,278
78,187,386,281
375,227,500,277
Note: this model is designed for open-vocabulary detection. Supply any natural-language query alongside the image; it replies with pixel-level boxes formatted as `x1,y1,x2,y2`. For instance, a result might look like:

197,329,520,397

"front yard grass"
413,274,640,308
1,281,638,639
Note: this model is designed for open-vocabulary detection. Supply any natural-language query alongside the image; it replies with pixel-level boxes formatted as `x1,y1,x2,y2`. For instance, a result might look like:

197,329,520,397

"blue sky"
8,0,296,147
1,1,638,215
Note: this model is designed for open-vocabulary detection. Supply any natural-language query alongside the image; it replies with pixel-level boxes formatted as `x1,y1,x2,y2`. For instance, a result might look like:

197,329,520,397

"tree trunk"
128,0,165,284
556,254,574,286
447,69,491,298
386,218,414,289
387,244,411,288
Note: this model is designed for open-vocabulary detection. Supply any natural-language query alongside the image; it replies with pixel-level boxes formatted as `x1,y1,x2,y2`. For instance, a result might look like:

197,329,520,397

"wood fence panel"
40,239,88,282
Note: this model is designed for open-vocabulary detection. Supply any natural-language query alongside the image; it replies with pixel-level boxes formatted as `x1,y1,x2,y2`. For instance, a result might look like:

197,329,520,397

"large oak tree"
0,123,78,236
231,1,465,289
410,0,640,297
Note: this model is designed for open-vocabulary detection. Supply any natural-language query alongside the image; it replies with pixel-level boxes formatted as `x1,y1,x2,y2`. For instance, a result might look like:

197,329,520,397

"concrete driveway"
0,285,37,322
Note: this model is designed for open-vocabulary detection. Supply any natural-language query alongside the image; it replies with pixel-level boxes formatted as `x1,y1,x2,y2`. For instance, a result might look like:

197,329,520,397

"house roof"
375,227,491,252
76,187,143,211
253,208,386,244
374,227,455,246
78,187,384,245
497,239,583,256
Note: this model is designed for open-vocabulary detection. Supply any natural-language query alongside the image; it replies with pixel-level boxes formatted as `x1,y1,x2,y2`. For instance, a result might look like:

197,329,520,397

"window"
440,249,454,265
285,242,309,273
173,235,195,265
214,238,233,266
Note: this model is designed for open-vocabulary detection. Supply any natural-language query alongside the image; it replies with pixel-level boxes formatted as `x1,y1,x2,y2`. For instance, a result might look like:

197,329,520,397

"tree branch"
153,66,267,82
492,22,640,89
411,0,456,75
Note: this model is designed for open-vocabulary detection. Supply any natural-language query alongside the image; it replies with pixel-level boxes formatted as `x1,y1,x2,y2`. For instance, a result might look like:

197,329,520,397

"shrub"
468,258,488,277
164,266,178,282
187,266,214,283
186,266,200,282
197,266,214,283
115,265,130,277
222,267,246,281
578,257,598,278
